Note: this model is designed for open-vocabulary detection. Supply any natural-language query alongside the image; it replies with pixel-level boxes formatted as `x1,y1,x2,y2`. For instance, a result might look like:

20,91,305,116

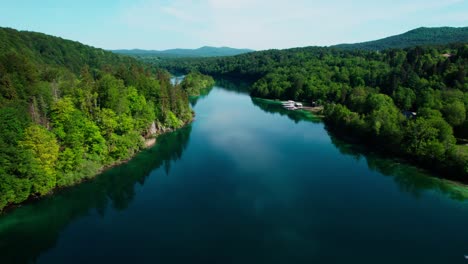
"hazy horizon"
112,46,255,51
1,0,467,50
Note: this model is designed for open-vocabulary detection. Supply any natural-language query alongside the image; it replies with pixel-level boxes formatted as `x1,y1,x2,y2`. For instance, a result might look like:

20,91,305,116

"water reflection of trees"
189,86,214,107
190,78,251,106
251,97,321,124
215,78,251,94
329,134,468,201
0,125,192,263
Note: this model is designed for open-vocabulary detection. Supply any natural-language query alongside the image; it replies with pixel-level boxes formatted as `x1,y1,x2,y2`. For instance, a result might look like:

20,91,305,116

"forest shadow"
0,125,193,264
329,134,468,201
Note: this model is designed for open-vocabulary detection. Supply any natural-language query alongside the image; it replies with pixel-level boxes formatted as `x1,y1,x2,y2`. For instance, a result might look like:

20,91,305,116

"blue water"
1,83,468,263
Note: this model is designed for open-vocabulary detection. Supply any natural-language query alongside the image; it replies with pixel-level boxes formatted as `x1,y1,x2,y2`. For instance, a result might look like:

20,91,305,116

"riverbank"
301,106,325,119
5,84,468,264
0,118,194,215
252,97,468,185
324,122,468,184
251,97,323,121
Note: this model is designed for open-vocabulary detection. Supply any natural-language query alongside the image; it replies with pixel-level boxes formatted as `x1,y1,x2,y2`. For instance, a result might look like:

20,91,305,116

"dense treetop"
155,42,468,180
180,72,215,96
0,27,192,211
334,27,468,51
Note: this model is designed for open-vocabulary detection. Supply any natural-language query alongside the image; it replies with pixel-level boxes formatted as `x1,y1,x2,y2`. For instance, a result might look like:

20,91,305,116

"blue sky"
1,0,467,50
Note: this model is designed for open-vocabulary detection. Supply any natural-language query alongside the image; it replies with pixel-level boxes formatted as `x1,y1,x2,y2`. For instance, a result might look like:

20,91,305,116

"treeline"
0,27,138,74
0,125,193,264
180,72,215,96
0,28,192,211
156,44,468,180
333,27,468,51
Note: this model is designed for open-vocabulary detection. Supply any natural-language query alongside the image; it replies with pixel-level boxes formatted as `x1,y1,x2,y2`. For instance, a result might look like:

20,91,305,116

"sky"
1,0,467,50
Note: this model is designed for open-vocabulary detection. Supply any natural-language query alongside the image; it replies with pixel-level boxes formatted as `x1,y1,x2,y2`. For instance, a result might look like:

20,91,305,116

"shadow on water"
329,134,468,201
250,95,468,201
190,78,251,107
251,97,321,124
0,125,192,264
215,78,251,94
189,86,214,107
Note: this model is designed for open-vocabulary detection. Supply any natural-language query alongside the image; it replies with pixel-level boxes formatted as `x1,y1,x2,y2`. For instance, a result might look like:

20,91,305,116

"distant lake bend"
1,79,468,263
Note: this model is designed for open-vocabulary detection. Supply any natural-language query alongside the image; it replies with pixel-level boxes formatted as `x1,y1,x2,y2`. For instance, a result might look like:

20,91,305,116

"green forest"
180,72,215,96
333,27,468,51
1,25,468,212
156,44,468,180
0,27,193,211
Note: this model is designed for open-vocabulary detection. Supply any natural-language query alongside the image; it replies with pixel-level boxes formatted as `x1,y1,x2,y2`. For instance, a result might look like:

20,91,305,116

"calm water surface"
1,81,468,263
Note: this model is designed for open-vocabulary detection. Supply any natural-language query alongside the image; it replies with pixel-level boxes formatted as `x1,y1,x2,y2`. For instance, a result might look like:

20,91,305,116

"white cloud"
208,0,260,10
117,0,467,50
161,6,198,23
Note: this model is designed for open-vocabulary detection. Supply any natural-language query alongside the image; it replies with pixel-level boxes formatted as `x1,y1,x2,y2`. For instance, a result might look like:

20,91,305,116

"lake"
1,80,468,263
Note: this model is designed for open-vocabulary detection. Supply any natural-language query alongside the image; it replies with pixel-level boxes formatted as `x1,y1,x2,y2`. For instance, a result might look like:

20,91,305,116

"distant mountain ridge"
113,46,254,58
333,27,468,51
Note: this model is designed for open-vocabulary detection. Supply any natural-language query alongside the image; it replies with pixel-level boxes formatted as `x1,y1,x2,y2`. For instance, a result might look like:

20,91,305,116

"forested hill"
0,27,135,73
0,27,192,211
113,46,254,58
158,42,468,181
334,27,468,51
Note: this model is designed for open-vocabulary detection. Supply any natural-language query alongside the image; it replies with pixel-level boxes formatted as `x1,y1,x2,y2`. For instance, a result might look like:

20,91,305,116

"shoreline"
0,118,194,215
253,97,468,186
254,97,325,117
324,122,468,185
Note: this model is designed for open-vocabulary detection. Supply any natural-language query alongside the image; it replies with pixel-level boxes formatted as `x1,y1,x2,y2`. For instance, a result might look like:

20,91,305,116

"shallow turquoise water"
1,83,468,263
